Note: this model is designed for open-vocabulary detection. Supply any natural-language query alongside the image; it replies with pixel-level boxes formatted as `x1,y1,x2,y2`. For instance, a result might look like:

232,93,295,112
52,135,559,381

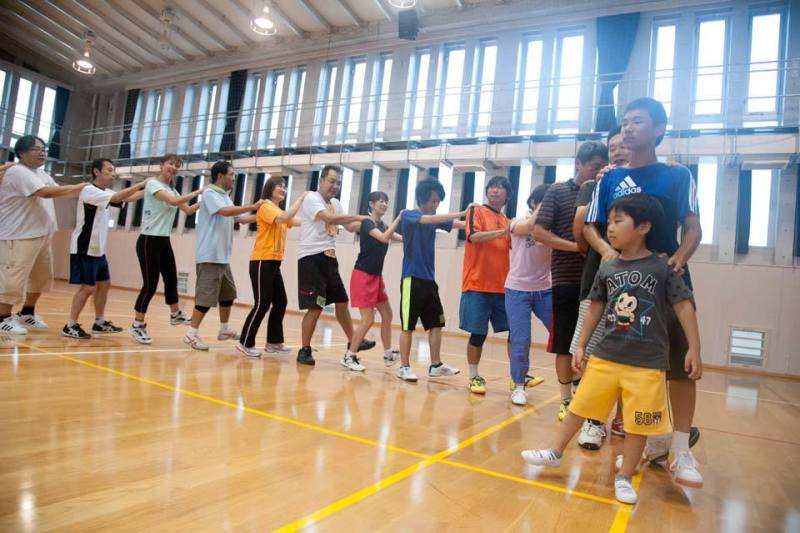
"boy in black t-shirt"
523,194,702,505
345,191,403,371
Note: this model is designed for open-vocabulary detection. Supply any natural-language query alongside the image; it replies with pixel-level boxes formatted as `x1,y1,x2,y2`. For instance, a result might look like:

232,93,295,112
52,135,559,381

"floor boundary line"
609,470,643,533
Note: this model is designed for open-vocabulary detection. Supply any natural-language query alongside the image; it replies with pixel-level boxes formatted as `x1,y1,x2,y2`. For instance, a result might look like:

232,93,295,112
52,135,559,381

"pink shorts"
350,269,388,309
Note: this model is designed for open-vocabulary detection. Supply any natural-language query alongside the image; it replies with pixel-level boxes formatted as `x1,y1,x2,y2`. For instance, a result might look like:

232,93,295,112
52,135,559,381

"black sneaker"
92,320,123,334
297,346,315,366
62,323,91,339
357,339,376,352
689,426,700,448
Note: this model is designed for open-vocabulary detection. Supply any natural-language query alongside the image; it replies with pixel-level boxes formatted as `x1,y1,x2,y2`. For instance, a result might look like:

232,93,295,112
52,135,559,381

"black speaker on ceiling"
398,10,419,40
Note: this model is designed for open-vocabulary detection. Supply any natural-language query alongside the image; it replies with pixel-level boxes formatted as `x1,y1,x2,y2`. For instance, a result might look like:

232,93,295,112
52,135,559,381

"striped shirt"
534,179,585,286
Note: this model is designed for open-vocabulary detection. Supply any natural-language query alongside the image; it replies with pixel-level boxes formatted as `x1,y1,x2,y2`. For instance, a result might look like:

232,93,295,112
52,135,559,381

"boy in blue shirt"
396,178,470,382
584,97,704,487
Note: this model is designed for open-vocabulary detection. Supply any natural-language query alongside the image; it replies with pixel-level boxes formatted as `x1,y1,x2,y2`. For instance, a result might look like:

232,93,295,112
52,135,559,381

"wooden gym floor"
1,282,799,532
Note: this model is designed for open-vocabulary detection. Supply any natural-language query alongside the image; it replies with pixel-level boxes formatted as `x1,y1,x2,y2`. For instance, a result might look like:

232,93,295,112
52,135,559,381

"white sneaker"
383,350,400,367
521,448,562,467
184,333,208,351
577,420,606,450
428,362,460,377
397,366,418,382
170,309,189,325
645,433,671,465
669,450,703,488
235,343,261,358
15,313,48,329
341,353,366,372
0,316,28,334
510,387,527,406
217,330,240,341
614,476,638,504
128,324,152,344
614,454,643,474
265,343,291,353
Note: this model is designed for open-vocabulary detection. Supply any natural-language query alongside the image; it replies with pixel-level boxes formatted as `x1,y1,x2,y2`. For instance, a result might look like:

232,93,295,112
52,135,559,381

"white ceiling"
0,0,479,86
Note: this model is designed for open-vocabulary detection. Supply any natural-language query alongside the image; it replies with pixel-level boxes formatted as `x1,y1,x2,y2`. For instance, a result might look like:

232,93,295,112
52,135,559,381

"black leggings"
239,260,287,348
134,234,179,314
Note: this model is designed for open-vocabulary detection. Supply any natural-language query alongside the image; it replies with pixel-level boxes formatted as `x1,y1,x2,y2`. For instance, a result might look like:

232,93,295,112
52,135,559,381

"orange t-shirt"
462,205,511,293
250,201,293,261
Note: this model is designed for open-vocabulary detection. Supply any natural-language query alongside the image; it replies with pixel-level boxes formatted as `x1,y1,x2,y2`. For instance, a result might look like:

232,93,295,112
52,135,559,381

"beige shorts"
0,236,54,305
195,263,237,308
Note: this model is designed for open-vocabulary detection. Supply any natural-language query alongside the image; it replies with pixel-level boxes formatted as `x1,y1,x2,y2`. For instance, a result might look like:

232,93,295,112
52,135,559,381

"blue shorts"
69,253,110,286
459,291,509,335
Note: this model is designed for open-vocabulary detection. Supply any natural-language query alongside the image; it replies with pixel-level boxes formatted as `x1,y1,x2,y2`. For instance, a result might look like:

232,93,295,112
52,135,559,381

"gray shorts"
570,299,605,356
195,263,237,307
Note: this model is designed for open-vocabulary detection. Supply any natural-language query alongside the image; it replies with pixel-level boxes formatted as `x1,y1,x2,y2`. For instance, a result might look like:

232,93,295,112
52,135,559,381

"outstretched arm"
110,179,147,204
154,188,201,206
275,191,309,224
583,223,618,263
217,200,264,217
368,212,404,243
33,182,89,199
533,224,579,253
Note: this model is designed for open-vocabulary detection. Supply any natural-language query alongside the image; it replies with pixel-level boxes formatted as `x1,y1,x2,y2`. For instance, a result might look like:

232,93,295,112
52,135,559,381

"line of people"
0,96,704,508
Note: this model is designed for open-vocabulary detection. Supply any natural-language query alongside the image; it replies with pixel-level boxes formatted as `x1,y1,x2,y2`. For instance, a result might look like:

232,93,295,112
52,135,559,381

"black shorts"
297,252,349,309
69,253,110,286
548,284,580,355
400,277,445,331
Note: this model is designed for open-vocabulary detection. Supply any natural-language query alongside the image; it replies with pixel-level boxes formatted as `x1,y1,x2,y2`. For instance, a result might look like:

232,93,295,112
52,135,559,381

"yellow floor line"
272,395,564,532
608,471,643,533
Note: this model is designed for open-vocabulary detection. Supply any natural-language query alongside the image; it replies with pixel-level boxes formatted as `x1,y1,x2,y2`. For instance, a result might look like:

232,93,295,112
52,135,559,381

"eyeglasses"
27,147,48,154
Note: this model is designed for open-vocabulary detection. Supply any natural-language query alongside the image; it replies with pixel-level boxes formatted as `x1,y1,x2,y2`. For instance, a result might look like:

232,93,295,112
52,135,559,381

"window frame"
404,48,433,139
649,18,679,125
691,13,731,126
434,42,466,137
469,39,497,137
339,56,368,143
514,33,545,135
743,7,787,125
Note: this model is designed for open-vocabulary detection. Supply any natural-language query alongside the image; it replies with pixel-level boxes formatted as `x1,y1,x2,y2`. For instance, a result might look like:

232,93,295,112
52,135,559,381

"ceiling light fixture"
251,1,277,36
158,8,174,52
72,31,96,75
388,0,416,8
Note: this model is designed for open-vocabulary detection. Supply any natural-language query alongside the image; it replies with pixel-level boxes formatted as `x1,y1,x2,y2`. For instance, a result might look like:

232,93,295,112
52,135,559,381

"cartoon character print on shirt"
613,292,637,332
605,269,657,338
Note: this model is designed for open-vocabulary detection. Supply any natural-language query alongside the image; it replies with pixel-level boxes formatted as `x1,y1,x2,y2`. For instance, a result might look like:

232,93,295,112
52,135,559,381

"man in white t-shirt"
296,165,369,365
0,135,89,335
62,158,147,339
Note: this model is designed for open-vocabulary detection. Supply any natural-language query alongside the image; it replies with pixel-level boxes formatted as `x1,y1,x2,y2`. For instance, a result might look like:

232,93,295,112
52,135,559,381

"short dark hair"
91,158,114,179
576,140,608,164
609,193,665,233
210,160,233,183
607,125,622,143
14,135,46,158
485,175,513,205
624,97,668,146
527,184,551,209
261,175,287,201
160,153,183,167
415,178,446,206
320,165,342,180
368,190,389,206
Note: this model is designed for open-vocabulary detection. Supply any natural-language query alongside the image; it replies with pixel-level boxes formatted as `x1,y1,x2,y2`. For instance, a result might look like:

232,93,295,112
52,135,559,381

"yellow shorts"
569,356,672,436
0,236,53,305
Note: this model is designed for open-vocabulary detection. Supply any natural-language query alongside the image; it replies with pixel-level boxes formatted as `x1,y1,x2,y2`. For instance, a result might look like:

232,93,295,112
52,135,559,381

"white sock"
671,431,690,454
95,317,105,325
220,322,230,332
513,384,525,392
133,320,145,328
188,327,198,337
384,349,395,357
469,364,479,379
346,350,357,358
68,320,78,327
559,381,573,402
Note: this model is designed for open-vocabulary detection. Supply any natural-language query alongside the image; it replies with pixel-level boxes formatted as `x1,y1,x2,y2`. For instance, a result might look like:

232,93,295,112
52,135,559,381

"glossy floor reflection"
1,283,798,532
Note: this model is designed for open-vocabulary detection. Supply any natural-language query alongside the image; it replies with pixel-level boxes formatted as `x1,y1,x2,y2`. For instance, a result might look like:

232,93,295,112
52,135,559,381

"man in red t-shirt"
460,176,512,394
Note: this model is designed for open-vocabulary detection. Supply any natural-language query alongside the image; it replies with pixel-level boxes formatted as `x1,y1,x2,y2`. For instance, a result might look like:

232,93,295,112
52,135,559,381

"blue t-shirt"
196,186,234,264
585,163,698,259
398,209,453,280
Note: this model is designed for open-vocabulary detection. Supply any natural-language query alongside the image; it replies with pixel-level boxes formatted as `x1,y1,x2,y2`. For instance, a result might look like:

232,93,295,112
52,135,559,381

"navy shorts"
69,253,110,286
459,290,509,335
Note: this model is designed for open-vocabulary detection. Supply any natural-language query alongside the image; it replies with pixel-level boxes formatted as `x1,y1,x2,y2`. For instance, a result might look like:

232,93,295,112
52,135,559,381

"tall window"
555,159,574,181
315,61,339,144
470,40,497,136
746,12,783,122
238,73,263,151
405,49,431,137
693,18,727,123
436,163,453,214
341,57,367,142
515,35,543,134
435,44,465,136
370,165,381,192
0,70,8,131
473,170,486,204
285,66,307,146
517,159,534,215
340,167,354,212
36,87,56,142
193,81,218,153
177,83,197,154
138,90,160,157
697,158,717,244
405,166,419,209
154,88,174,155
257,70,285,149
749,169,775,247
12,77,34,138
368,53,393,140
552,33,584,133
651,23,676,121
